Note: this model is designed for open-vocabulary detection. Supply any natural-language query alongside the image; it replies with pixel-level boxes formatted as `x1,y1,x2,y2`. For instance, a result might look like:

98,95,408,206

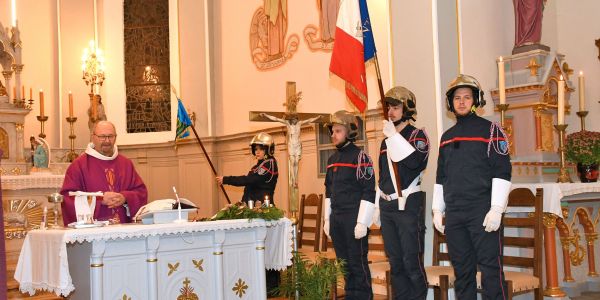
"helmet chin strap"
335,139,350,149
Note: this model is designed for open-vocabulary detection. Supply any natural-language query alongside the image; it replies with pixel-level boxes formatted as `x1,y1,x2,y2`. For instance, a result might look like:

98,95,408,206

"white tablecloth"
511,182,600,216
14,218,293,296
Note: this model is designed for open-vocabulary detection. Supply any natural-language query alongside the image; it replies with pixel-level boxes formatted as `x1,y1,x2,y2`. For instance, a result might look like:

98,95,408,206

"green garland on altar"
199,201,284,221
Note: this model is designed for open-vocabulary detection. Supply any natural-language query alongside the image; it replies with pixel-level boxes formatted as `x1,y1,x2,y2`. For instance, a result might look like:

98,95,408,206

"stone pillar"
15,123,24,162
12,64,24,101
2,71,13,104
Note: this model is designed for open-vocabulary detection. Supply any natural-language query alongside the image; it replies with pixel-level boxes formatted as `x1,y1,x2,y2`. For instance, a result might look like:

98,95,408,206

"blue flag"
175,98,192,140
359,0,377,62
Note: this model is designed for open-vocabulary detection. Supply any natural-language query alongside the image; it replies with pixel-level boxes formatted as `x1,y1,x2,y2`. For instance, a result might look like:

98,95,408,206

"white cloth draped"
511,182,600,216
15,218,293,296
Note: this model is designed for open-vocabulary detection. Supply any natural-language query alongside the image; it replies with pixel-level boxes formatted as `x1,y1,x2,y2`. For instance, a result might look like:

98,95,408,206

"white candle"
11,0,17,27
68,91,74,117
39,89,45,117
578,71,585,111
498,57,506,105
557,76,565,125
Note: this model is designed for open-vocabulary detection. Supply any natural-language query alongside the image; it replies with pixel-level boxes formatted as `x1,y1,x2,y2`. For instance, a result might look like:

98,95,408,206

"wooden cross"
249,82,329,123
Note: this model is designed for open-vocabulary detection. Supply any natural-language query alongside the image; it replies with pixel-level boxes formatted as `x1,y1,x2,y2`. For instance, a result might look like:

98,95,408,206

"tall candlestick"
39,89,45,117
68,91,74,117
578,71,585,111
498,56,506,105
557,76,565,125
13,87,16,99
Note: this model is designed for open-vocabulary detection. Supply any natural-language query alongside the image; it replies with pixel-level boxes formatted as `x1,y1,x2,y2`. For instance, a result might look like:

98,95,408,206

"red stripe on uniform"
440,137,506,147
326,162,372,169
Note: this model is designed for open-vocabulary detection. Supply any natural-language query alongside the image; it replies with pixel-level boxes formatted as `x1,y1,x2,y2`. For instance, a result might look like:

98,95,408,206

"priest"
61,121,148,225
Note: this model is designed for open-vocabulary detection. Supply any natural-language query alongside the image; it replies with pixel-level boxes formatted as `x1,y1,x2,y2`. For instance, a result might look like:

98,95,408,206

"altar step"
6,289,63,300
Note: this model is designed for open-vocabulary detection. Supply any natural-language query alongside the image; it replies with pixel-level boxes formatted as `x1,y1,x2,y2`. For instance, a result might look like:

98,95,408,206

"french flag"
329,0,376,113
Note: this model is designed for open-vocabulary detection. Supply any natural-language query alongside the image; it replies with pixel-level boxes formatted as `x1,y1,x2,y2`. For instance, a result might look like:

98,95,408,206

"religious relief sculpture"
512,0,550,54
249,0,299,70
304,0,340,51
87,94,107,131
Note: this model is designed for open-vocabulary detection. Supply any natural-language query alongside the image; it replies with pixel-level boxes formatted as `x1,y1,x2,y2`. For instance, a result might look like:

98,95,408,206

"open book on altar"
134,198,198,224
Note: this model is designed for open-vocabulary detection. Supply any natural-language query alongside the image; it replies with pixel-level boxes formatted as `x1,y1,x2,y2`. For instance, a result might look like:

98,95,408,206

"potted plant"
276,253,345,300
565,130,600,182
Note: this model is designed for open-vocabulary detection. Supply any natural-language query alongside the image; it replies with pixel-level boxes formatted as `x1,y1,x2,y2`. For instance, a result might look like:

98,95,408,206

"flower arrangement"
565,130,600,166
198,201,284,221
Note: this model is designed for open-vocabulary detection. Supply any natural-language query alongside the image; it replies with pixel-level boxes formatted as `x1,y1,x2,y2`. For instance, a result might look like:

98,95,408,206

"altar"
14,218,293,300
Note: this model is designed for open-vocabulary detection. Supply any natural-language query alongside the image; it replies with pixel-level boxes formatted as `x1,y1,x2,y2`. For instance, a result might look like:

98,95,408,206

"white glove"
323,198,332,238
323,220,330,238
382,120,397,138
355,223,368,239
372,207,381,227
355,200,375,239
433,210,445,233
483,205,504,232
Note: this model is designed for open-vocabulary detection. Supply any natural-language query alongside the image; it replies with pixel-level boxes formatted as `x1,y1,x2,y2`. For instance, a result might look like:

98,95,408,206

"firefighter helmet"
445,74,486,112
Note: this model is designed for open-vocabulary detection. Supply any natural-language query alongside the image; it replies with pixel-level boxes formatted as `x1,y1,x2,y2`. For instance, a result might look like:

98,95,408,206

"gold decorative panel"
3,199,55,239
540,112,555,152
232,278,248,298
123,0,171,133
178,277,199,300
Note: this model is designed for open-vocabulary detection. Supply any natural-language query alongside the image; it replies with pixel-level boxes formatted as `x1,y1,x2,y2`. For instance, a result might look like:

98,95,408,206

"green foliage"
565,130,600,165
276,252,345,300
201,201,284,221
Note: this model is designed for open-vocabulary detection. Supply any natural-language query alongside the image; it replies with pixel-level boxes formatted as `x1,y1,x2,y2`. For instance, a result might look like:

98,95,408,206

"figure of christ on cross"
250,81,328,212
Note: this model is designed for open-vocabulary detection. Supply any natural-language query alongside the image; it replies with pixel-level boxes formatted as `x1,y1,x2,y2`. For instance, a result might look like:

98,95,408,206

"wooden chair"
425,227,454,300
478,187,544,300
298,193,323,253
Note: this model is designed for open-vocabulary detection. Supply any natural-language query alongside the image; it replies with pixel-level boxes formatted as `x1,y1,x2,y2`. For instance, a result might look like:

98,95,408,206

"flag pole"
187,124,232,204
373,53,403,196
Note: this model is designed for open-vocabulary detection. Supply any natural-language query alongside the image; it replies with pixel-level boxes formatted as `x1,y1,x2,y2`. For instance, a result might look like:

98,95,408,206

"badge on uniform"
499,141,508,153
367,166,374,176
416,140,426,150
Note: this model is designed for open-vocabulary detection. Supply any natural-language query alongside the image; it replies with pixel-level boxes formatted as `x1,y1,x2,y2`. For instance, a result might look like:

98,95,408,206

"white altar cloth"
511,182,600,216
15,218,293,297
1,174,64,190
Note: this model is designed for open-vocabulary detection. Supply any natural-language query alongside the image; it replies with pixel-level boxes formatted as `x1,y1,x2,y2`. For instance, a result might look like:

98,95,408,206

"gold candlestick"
66,116,78,162
554,124,572,183
496,103,510,129
37,115,48,139
576,111,588,131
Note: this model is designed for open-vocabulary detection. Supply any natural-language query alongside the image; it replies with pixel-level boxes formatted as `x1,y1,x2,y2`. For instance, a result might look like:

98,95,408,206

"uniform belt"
380,184,421,202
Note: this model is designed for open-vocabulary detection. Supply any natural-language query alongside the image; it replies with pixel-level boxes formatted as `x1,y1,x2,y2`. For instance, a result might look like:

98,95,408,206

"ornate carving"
178,277,199,300
121,294,132,300
569,229,585,266
3,198,55,239
543,213,558,228
232,278,248,298
540,113,554,152
192,258,204,272
167,262,180,276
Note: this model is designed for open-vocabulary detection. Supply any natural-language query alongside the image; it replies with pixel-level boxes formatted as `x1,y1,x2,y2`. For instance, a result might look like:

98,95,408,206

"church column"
2,71,12,104
12,64,24,100
543,213,567,297
90,240,106,300
534,105,544,151
146,236,160,300
15,123,24,162
254,226,267,297
213,231,225,300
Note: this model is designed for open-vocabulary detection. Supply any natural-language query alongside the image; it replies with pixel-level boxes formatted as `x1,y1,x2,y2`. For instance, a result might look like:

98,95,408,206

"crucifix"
250,81,329,213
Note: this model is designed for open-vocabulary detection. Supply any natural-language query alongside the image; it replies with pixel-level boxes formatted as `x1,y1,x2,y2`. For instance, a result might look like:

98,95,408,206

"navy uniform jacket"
223,158,278,203
436,113,511,211
379,124,429,197
325,143,376,213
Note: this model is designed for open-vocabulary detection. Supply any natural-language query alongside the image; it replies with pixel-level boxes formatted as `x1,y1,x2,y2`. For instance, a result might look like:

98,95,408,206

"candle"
11,0,17,27
29,87,32,99
578,71,585,111
68,91,74,117
21,86,24,99
557,76,565,125
39,89,45,116
498,57,506,105
13,87,16,99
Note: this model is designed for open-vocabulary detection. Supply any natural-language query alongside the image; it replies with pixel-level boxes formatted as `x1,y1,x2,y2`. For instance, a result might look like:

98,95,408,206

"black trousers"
380,192,427,300
330,211,373,300
445,206,507,300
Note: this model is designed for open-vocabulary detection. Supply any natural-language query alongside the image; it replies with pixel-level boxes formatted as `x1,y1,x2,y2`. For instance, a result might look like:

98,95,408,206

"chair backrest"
298,193,323,252
431,225,451,266
502,188,543,280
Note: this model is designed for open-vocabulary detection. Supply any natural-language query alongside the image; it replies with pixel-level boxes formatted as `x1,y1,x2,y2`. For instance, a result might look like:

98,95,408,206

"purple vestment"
60,153,147,224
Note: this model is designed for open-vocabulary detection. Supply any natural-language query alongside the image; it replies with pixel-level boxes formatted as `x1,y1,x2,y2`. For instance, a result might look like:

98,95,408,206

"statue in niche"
87,94,107,131
30,136,49,170
512,0,548,53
